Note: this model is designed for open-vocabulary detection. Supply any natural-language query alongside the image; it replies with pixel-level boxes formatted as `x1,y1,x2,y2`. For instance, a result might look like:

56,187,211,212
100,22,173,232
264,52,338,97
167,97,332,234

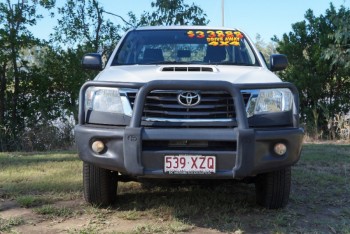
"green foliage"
37,46,98,122
34,205,74,218
254,34,277,66
0,217,25,232
1,0,349,148
48,0,124,126
323,5,350,69
0,152,82,197
53,0,121,55
0,0,113,151
139,0,209,26
16,194,45,207
273,4,350,139
0,0,57,151
0,0,210,152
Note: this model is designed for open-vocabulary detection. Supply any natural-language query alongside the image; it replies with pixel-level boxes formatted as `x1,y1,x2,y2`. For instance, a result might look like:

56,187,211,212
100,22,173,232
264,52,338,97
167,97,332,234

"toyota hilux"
75,26,304,209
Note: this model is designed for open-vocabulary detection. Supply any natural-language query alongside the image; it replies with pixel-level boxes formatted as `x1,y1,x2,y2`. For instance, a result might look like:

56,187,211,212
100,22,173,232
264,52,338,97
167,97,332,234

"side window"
231,39,257,65
112,32,142,65
244,40,256,64
116,41,133,64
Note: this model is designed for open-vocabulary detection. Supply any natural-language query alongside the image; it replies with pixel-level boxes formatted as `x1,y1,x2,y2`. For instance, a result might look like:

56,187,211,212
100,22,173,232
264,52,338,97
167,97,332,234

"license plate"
164,155,216,174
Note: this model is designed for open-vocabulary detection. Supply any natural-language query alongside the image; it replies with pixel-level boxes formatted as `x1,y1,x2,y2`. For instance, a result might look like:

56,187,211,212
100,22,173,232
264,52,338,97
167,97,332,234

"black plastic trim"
76,80,303,178
86,110,293,127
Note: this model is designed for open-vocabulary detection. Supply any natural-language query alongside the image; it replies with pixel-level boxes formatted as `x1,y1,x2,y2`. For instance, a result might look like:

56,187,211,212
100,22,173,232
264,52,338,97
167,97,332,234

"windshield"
112,29,259,66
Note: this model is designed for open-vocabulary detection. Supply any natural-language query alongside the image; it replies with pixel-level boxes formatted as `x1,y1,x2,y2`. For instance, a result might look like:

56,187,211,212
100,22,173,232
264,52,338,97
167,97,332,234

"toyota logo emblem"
177,91,201,107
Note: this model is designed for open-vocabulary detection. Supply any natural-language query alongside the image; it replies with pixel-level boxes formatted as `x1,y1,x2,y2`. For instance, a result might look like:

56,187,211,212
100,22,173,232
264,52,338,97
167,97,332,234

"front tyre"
83,162,118,206
255,167,291,209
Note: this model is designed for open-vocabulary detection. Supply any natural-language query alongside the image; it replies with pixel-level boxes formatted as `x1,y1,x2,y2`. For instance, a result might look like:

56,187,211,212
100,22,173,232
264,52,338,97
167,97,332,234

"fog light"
92,140,105,153
274,143,287,156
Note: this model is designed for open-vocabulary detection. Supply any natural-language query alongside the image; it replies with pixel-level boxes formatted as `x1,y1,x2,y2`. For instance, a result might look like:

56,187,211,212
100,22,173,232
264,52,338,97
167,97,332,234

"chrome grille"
127,91,250,121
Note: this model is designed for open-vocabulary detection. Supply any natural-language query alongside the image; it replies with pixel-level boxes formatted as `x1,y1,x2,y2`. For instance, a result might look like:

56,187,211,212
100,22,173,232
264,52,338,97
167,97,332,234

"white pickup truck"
75,26,304,209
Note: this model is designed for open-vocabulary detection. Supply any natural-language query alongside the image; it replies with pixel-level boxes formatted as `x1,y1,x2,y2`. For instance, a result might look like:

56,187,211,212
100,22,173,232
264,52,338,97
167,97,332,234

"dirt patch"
0,200,32,219
0,181,349,234
0,187,255,233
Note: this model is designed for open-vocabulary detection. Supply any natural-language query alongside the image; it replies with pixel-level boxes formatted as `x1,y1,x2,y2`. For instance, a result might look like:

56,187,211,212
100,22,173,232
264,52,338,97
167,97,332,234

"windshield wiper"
217,61,257,66
141,61,192,65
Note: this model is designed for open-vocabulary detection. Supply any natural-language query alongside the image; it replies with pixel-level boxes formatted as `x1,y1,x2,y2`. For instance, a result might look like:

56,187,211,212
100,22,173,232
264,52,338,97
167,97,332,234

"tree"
0,0,55,151
53,0,121,55
139,0,209,26
50,0,124,125
39,46,98,122
0,0,210,151
273,4,350,139
254,34,277,66
323,5,350,69
51,0,209,123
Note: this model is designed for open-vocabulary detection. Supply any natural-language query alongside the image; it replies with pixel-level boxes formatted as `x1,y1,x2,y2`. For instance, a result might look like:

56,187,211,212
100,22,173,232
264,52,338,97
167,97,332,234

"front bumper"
75,80,304,179
75,125,303,179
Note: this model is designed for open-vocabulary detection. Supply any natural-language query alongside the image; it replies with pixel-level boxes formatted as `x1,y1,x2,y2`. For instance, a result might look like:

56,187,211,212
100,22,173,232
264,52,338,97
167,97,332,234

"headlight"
246,89,293,117
85,87,132,116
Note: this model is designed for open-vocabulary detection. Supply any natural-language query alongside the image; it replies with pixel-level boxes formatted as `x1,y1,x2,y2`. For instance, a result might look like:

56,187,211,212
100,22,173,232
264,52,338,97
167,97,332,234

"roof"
134,25,240,31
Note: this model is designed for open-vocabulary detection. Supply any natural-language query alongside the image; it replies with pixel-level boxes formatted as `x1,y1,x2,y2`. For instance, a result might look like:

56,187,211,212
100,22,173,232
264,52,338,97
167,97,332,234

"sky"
30,0,349,43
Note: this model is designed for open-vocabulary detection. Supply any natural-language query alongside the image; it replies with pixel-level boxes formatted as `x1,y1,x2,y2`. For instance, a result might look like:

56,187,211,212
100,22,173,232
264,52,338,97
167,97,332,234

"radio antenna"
222,0,225,26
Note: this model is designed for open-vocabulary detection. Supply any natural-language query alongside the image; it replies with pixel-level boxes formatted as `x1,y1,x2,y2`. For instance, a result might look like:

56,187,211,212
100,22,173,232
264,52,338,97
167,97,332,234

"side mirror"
270,54,288,71
82,53,102,70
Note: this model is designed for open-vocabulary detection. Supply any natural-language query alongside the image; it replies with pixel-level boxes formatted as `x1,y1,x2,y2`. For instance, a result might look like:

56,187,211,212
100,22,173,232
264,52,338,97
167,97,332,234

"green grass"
0,151,82,199
16,195,46,208
34,204,75,219
0,144,349,233
67,226,101,234
133,220,193,234
117,209,142,220
0,217,25,232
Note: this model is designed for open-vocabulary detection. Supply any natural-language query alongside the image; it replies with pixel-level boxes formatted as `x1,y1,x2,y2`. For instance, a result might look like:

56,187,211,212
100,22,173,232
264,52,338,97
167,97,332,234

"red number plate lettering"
164,155,216,174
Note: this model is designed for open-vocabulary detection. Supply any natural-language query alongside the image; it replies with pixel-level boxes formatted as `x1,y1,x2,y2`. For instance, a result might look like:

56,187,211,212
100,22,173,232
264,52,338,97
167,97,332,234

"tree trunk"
0,62,6,126
10,44,19,130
